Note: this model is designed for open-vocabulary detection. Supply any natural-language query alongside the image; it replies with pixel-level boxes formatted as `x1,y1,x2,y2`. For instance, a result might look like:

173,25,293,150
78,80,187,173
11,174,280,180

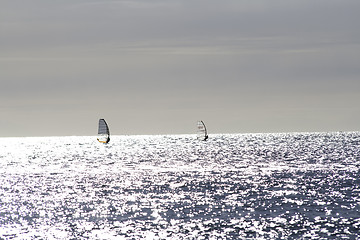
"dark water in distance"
1,132,360,239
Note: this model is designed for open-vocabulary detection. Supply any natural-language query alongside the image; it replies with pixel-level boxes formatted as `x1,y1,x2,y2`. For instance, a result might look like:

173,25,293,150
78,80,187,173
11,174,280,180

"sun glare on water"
0,132,360,239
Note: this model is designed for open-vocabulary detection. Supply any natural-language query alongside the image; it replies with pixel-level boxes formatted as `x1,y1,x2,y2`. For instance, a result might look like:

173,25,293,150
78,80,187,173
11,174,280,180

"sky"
1,0,360,137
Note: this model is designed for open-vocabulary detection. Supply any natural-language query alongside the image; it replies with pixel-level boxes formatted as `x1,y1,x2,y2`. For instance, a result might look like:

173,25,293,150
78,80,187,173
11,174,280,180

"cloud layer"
1,0,360,136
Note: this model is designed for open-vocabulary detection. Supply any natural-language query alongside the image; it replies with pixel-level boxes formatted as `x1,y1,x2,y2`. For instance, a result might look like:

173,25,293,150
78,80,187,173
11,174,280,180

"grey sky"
1,0,360,137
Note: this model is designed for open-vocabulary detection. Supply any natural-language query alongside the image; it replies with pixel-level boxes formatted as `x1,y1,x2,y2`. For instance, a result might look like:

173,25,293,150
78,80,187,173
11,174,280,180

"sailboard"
97,119,110,143
197,120,208,141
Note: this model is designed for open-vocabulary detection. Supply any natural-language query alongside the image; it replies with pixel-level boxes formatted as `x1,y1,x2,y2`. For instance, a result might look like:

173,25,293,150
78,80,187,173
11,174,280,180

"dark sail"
97,119,110,143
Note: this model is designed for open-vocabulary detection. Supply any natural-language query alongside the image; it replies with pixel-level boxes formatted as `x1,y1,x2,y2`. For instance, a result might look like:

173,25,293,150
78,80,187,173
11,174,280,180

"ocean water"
1,132,360,239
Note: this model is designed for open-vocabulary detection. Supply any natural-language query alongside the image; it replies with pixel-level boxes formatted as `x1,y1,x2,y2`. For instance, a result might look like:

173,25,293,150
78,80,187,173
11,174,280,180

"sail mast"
202,120,208,141
97,119,110,143
201,120,208,138
197,120,208,141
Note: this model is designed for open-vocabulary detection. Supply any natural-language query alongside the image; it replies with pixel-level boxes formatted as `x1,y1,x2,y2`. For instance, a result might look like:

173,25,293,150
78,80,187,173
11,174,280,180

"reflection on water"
1,132,360,239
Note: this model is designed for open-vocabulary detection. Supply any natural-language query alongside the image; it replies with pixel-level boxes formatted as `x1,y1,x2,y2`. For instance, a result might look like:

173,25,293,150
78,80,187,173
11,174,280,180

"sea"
1,132,360,239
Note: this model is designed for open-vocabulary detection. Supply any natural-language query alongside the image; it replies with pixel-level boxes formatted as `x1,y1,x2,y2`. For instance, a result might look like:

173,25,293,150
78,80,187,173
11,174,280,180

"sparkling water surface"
1,132,360,239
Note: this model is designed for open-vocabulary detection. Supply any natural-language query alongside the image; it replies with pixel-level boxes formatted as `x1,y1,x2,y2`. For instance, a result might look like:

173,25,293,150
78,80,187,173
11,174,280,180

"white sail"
97,119,110,143
197,120,208,141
